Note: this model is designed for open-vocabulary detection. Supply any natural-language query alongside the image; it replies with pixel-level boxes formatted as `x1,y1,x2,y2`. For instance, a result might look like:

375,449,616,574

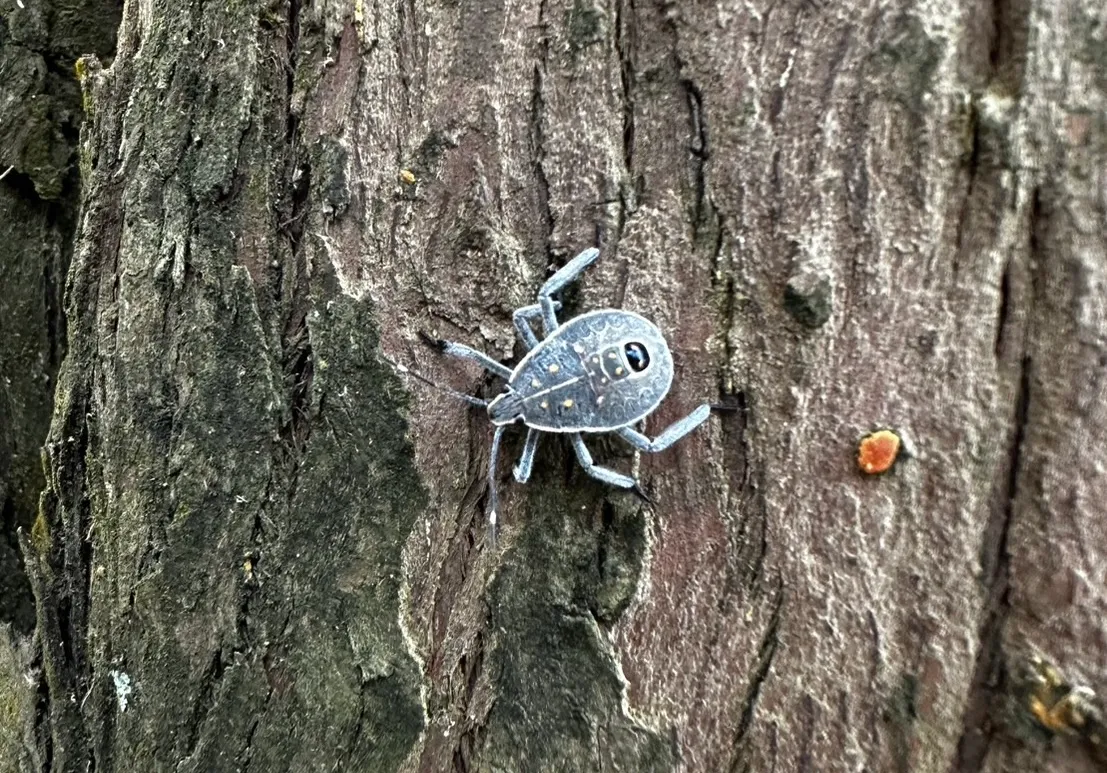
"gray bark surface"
1,0,1105,772
0,0,122,641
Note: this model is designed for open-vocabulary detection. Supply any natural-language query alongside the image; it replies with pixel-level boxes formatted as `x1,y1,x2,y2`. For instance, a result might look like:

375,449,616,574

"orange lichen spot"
858,429,901,474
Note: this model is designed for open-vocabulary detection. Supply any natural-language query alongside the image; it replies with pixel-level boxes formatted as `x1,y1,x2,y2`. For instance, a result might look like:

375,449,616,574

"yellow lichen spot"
31,509,50,556
354,0,365,35
399,169,416,184
74,56,100,116
548,364,560,374
562,399,574,409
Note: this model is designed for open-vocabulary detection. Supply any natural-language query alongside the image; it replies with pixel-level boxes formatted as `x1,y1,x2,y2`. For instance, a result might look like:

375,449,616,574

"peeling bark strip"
2,0,1106,771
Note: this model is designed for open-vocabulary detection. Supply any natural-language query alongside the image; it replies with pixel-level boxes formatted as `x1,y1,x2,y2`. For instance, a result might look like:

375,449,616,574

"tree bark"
1,0,123,676
2,0,1106,772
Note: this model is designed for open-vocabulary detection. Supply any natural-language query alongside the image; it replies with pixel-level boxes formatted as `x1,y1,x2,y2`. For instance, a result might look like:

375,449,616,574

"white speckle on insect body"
563,399,574,408
548,364,560,373
531,378,541,388
573,343,585,353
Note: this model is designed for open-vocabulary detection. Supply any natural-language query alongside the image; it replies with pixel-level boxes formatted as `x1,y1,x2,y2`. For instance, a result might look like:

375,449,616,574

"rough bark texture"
1,0,1106,772
0,0,123,641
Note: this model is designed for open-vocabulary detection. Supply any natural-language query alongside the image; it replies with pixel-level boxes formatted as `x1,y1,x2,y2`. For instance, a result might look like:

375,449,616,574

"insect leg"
617,404,712,452
487,425,507,546
419,332,513,379
512,302,559,349
570,433,637,488
537,247,600,334
513,428,541,483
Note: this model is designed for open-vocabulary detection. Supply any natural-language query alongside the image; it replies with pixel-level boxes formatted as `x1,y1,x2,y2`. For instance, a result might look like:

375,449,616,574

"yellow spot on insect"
548,364,560,373
399,169,416,184
592,357,600,364
540,401,549,409
858,429,902,474
615,367,624,376
531,378,541,388
608,352,617,359
563,399,574,409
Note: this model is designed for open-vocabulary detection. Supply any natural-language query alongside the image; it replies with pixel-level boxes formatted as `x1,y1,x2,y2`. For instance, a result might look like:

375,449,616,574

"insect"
416,247,713,538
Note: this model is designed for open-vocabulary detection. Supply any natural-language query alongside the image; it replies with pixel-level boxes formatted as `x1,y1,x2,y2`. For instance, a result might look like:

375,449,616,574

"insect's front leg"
419,332,513,379
537,247,600,334
617,404,712,452
512,302,559,349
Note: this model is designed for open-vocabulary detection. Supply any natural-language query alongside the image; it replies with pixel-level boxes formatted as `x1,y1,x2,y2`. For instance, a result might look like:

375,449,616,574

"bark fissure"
950,116,984,282
993,258,1013,359
276,0,315,494
951,178,1041,771
529,67,554,256
529,0,555,257
951,357,1029,773
728,581,783,773
178,650,224,768
449,626,488,773
238,607,292,772
614,0,637,203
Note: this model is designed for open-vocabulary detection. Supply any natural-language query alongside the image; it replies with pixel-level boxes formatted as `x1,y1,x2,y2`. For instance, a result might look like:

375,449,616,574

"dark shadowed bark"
0,0,123,647
2,0,1106,772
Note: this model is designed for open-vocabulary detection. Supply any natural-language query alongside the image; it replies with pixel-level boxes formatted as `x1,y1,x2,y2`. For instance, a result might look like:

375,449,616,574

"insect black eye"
624,342,650,372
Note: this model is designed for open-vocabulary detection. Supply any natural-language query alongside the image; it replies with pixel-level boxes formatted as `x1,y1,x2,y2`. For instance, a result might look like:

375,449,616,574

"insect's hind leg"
419,332,513,379
616,404,712,452
570,434,638,489
512,302,559,349
537,247,600,334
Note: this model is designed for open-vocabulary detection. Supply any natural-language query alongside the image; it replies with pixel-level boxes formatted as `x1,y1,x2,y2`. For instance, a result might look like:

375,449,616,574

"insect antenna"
394,362,489,408
487,425,505,547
